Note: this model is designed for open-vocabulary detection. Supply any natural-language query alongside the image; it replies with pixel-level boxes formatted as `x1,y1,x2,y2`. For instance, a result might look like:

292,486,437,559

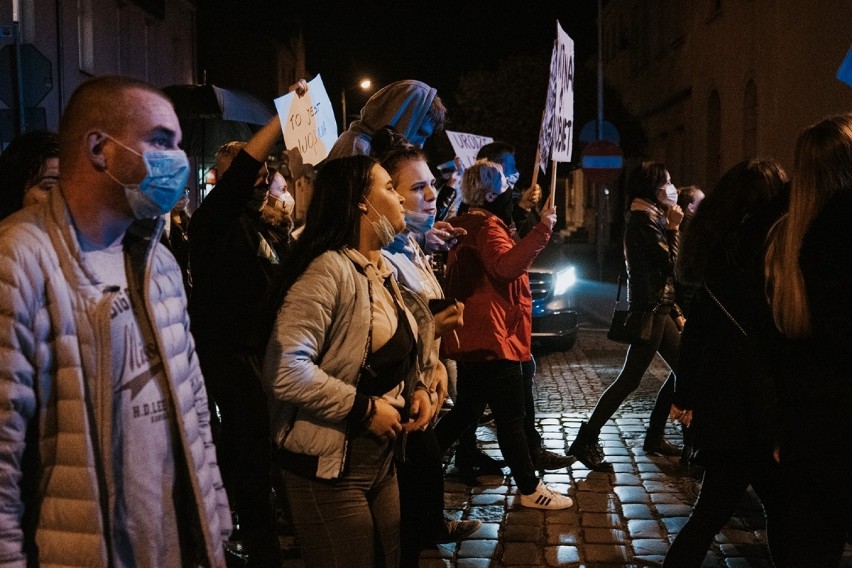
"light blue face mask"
104,135,190,219
404,209,436,233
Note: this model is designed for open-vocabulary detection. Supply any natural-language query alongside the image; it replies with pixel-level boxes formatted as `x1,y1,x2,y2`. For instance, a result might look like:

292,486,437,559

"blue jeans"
281,432,400,568
434,359,539,494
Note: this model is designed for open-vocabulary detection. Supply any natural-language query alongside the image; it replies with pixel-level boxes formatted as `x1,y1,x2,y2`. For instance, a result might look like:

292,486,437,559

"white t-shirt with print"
81,237,181,568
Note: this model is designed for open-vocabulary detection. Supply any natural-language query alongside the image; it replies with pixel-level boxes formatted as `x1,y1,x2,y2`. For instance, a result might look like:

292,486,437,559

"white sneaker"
519,481,574,510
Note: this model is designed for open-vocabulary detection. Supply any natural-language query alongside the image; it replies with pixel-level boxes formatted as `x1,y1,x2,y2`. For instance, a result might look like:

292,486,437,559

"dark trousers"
434,359,539,494
663,451,786,567
456,358,541,457
197,349,281,568
588,312,680,436
397,426,445,567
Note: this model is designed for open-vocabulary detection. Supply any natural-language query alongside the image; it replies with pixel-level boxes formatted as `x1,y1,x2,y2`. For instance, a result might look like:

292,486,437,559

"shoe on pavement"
643,435,681,456
567,421,612,471
455,448,506,475
532,447,577,471
520,481,574,510
433,519,483,543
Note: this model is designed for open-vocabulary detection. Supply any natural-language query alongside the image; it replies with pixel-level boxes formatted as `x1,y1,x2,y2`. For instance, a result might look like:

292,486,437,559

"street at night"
271,319,852,567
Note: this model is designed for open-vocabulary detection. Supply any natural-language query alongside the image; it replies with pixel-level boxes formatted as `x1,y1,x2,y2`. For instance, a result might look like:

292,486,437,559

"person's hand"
368,398,403,440
674,314,686,332
424,221,467,254
666,204,684,230
289,79,308,97
539,206,557,231
518,184,542,211
669,403,692,427
433,300,464,338
773,444,781,463
447,157,465,190
403,389,434,432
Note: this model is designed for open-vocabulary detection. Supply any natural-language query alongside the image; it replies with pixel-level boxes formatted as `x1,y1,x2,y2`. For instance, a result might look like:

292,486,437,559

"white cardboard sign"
445,130,494,168
274,74,338,165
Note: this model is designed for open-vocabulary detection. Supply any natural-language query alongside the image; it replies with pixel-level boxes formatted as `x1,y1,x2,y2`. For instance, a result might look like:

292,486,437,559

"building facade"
600,0,852,190
1,0,197,145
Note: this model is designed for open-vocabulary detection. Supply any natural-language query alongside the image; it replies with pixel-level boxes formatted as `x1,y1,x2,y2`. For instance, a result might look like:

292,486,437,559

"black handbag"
606,275,656,345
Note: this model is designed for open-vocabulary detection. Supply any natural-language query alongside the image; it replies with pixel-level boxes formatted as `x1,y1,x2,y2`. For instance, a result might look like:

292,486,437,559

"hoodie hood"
327,80,437,160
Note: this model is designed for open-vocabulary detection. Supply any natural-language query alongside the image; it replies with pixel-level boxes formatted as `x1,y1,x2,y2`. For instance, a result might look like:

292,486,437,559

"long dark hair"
0,130,59,219
625,161,668,207
262,155,377,338
677,159,787,285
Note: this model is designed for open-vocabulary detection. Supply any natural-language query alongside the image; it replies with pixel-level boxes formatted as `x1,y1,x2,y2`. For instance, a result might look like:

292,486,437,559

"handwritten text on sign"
445,130,494,167
538,21,575,171
274,74,338,165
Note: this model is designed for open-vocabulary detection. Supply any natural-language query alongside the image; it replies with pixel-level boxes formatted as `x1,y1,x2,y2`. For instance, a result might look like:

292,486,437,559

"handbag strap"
614,273,625,306
703,283,747,336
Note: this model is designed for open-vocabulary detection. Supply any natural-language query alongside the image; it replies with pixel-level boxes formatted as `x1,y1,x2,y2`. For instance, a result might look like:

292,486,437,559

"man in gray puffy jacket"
0,76,231,567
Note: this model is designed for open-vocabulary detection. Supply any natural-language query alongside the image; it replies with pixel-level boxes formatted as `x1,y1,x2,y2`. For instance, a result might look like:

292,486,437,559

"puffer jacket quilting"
0,190,230,568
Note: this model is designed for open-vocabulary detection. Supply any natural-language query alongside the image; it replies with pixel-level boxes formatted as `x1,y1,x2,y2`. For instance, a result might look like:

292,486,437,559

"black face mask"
482,189,514,226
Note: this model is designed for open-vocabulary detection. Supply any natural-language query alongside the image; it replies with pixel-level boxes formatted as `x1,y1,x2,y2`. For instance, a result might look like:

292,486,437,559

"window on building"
707,90,722,188
77,0,94,74
743,79,757,159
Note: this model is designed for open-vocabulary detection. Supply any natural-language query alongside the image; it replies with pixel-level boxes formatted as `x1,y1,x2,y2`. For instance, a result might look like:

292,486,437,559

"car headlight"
554,266,577,296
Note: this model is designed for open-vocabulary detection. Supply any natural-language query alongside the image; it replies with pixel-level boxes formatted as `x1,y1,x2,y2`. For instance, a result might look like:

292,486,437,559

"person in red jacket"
433,160,573,509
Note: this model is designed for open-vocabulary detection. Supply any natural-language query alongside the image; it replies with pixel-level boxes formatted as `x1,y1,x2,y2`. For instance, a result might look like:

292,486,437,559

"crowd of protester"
0,73,849,568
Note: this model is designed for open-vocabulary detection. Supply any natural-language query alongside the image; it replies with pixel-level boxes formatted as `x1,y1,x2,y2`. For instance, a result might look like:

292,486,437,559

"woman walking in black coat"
569,162,684,469
663,160,788,566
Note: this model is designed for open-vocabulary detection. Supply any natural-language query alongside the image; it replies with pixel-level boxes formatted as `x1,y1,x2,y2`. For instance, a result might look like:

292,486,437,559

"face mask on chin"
364,198,398,248
404,209,436,233
103,135,190,219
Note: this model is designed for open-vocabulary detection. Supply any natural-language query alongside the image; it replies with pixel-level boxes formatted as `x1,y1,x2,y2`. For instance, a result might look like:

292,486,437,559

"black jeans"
397,426,445,567
456,358,542,457
434,359,539,494
663,451,786,567
588,311,680,436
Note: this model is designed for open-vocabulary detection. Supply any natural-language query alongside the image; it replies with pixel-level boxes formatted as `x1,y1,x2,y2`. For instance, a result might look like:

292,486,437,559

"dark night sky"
279,1,599,111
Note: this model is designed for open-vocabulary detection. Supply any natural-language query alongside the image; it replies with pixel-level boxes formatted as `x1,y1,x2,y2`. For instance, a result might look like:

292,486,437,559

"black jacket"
624,207,679,310
673,202,784,463
188,150,288,355
776,189,852,480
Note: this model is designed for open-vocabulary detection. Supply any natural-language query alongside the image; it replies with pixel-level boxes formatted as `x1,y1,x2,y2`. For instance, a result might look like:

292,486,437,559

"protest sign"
538,21,575,172
445,130,494,167
274,74,338,165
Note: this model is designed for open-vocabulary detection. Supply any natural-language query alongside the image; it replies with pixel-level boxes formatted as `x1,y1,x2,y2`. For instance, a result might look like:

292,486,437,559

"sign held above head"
275,74,338,166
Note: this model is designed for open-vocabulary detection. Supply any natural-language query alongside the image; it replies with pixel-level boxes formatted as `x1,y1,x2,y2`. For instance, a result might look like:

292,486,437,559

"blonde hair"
461,160,504,207
765,113,852,337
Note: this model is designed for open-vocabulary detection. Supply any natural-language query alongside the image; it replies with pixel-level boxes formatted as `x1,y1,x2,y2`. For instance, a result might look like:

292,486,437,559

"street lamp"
340,79,373,133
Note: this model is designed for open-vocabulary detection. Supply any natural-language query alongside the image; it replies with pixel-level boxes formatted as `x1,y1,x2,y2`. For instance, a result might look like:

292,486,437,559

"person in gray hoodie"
326,80,447,160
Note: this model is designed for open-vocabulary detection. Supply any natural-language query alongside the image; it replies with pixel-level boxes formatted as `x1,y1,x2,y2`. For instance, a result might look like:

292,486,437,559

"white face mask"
364,198,397,248
660,183,678,207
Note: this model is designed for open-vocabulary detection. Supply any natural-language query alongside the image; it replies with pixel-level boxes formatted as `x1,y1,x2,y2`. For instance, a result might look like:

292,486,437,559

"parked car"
529,236,580,351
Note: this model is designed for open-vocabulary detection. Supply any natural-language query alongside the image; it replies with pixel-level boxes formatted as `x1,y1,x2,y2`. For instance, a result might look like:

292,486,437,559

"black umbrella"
162,84,276,203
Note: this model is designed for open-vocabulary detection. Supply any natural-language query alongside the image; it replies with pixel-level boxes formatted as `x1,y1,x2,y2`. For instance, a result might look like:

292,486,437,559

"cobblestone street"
277,324,852,567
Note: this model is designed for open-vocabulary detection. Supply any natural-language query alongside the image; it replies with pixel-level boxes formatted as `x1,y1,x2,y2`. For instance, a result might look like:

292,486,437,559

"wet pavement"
273,323,852,567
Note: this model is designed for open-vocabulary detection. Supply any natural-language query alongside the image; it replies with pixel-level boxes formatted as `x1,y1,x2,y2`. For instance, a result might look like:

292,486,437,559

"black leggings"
663,451,786,567
588,311,680,435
